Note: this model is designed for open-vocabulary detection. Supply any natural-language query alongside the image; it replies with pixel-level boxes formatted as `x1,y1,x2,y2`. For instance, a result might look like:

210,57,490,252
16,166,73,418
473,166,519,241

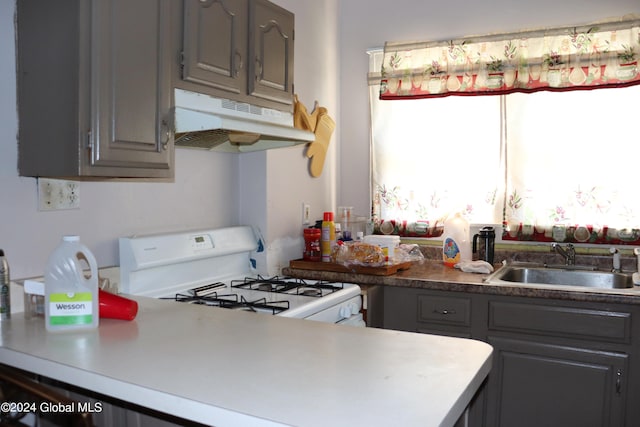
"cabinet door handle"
234,50,243,77
433,309,456,315
616,369,622,394
160,119,172,151
255,57,262,80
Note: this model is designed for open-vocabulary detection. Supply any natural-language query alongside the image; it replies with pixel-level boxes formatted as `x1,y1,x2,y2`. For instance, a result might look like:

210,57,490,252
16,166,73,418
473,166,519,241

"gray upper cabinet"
248,0,294,108
182,0,248,96
17,0,174,179
179,0,294,112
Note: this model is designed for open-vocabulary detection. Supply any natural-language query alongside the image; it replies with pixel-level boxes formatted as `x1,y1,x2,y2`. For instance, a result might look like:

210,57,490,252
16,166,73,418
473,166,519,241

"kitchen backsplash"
417,244,637,272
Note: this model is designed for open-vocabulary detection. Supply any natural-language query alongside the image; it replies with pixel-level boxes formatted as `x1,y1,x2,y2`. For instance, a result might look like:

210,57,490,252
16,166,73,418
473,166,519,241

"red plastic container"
99,289,138,321
303,228,322,262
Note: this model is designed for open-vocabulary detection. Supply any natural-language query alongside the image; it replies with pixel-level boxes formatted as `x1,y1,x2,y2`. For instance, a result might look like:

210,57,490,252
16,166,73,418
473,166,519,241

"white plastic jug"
45,236,99,332
442,213,471,267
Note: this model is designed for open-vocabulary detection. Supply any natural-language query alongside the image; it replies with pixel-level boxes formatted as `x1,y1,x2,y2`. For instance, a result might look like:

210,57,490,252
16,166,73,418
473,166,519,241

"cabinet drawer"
489,301,632,343
418,295,470,327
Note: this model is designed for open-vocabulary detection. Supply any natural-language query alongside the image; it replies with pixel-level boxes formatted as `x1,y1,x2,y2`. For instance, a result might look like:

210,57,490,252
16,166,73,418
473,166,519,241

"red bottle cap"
323,212,334,221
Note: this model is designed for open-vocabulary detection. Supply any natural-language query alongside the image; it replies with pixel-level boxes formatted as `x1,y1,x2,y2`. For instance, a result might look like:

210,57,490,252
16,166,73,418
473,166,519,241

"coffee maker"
472,226,495,264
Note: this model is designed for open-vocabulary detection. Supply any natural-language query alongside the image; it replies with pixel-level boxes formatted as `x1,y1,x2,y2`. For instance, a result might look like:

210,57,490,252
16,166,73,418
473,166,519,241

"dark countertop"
283,260,640,305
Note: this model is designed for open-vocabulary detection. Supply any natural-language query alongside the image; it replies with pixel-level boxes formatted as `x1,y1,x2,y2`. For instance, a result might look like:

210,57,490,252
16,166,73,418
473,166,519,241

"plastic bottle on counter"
335,223,343,242
45,236,99,332
303,227,322,262
321,212,336,262
0,249,10,320
442,212,471,267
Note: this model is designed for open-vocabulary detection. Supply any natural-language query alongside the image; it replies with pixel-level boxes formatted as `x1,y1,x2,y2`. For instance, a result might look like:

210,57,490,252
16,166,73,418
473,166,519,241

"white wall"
337,0,640,217
0,0,340,279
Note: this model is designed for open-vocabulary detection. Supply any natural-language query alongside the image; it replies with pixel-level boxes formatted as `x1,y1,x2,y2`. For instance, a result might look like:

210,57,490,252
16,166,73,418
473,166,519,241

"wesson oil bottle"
45,236,99,332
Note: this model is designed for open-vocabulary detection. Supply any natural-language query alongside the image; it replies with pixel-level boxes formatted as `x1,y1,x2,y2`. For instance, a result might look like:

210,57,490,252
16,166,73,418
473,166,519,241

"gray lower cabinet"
374,286,476,338
17,0,174,179
486,336,627,427
368,286,639,427
369,286,484,426
178,0,295,111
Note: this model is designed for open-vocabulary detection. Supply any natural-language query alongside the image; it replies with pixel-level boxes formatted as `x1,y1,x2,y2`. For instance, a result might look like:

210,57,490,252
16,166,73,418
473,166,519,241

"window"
504,85,640,242
370,86,503,231
369,50,640,245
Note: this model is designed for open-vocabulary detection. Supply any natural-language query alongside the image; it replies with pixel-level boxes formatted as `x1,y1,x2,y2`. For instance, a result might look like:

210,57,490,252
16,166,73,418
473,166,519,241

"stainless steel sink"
485,264,634,289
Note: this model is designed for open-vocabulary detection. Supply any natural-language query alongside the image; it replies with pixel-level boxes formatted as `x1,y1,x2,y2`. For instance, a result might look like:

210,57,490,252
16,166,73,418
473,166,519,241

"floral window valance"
380,17,640,99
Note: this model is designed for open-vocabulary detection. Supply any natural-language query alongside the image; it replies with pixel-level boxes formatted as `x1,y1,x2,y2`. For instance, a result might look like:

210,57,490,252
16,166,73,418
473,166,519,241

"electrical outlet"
38,178,80,211
302,203,311,225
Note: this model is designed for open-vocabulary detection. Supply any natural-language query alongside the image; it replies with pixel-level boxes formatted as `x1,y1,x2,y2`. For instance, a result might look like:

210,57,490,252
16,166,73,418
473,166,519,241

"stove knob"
339,302,357,319
350,302,358,315
339,304,352,319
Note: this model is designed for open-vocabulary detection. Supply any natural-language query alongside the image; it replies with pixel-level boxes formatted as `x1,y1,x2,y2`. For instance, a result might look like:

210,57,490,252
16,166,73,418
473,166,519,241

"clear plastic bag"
332,241,425,267
395,243,425,263
332,241,387,267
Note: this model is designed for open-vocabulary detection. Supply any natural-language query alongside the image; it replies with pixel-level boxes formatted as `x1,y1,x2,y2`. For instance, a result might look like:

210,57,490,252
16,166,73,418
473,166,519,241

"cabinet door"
89,0,173,177
486,336,627,427
248,0,294,109
182,0,247,95
380,286,473,338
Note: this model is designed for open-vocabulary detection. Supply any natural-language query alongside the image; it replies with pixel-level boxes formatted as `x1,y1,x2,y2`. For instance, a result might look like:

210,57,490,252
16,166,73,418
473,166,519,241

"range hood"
174,89,315,153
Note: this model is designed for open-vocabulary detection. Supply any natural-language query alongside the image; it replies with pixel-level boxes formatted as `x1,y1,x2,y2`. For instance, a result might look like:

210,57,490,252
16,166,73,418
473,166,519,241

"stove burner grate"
297,287,323,297
231,275,300,293
192,282,226,297
231,275,344,297
165,290,290,314
223,296,290,314
172,292,238,305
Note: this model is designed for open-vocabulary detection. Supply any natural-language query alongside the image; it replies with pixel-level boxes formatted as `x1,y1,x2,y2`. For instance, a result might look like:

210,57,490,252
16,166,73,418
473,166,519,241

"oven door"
301,295,365,326
336,312,366,327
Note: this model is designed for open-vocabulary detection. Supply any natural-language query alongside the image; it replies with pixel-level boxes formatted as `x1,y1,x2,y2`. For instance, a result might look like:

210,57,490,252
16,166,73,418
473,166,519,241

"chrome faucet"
610,247,621,273
551,243,576,265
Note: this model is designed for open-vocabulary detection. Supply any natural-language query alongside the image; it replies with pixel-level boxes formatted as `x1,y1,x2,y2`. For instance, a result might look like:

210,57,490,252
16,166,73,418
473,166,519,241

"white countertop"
0,296,492,427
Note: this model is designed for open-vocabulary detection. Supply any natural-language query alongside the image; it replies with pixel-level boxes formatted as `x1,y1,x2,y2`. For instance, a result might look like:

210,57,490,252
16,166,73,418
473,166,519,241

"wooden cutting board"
289,259,412,276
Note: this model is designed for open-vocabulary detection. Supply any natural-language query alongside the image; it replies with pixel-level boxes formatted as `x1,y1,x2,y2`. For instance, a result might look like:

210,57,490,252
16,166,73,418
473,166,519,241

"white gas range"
119,226,365,326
